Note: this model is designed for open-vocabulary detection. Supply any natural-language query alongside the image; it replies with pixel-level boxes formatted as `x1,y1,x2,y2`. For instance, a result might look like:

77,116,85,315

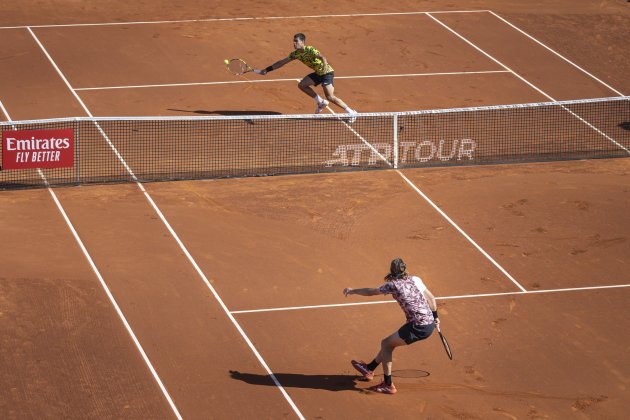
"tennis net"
1,96,628,189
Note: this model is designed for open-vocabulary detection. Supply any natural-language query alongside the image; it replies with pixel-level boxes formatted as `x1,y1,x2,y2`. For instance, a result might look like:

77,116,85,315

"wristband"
265,66,274,73
432,310,438,319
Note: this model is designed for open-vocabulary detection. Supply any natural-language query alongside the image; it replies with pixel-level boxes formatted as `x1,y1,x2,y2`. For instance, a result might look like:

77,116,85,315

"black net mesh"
1,96,628,189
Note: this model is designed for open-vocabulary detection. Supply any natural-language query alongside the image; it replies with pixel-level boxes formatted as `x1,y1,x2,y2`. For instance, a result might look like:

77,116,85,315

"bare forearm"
269,60,283,70
267,57,290,71
353,288,376,296
343,287,379,297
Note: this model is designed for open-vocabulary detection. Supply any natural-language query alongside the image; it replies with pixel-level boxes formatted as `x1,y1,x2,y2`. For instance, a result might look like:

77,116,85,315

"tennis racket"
225,58,262,75
436,323,453,360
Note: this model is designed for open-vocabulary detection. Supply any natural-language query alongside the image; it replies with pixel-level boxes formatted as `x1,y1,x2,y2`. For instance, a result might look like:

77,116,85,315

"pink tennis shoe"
351,360,374,381
368,381,397,394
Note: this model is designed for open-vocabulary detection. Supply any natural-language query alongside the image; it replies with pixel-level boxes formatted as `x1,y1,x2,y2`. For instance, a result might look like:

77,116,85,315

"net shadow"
167,109,282,116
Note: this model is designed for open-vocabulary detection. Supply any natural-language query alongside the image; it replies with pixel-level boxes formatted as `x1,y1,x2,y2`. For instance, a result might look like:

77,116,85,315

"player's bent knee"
298,78,314,89
381,338,392,349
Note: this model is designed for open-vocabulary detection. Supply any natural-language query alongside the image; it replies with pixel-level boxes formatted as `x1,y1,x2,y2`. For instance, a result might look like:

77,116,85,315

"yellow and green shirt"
288,46,333,76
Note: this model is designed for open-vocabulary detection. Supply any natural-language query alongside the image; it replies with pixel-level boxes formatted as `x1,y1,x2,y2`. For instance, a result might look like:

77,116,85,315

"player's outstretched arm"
260,57,292,75
344,287,381,297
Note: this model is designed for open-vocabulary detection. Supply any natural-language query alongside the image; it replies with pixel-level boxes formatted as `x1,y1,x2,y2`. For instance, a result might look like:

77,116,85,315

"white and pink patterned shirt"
378,276,434,325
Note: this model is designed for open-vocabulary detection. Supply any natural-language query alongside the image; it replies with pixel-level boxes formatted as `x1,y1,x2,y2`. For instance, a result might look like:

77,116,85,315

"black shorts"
306,71,334,86
397,321,434,345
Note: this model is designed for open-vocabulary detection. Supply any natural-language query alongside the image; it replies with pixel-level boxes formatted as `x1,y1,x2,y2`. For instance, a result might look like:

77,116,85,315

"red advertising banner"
2,128,74,170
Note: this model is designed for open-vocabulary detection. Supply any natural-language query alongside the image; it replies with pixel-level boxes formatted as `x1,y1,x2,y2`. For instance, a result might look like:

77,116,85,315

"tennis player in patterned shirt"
260,33,358,120
343,258,439,394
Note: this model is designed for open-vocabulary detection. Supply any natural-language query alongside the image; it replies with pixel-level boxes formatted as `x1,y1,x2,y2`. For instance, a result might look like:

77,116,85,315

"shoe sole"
351,361,374,381
368,385,397,394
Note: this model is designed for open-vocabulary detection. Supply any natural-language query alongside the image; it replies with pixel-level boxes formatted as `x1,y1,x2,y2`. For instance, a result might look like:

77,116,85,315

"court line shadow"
167,108,282,116
619,122,630,131
229,370,364,392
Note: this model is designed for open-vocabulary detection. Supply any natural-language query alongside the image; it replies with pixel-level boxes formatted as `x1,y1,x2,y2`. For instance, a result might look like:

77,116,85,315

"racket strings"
228,59,248,75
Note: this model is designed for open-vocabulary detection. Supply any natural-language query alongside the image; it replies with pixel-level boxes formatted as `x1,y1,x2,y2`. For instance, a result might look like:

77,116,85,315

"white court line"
324,106,528,292
425,13,554,100
0,99,10,120
231,284,630,314
74,70,509,91
425,13,630,155
487,11,625,97
26,26,305,420
0,10,488,30
21,28,183,420
0,102,183,420
232,300,399,314
75,77,305,91
397,171,528,292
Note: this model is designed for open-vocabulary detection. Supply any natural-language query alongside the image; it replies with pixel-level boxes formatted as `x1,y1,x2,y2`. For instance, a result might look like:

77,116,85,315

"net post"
393,114,399,169
75,119,80,185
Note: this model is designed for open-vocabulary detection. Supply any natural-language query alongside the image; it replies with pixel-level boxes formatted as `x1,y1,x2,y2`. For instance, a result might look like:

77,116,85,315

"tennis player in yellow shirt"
261,33,358,121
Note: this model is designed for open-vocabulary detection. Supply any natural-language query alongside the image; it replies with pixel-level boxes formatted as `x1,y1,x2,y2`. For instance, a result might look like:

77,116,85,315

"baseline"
0,10,489,30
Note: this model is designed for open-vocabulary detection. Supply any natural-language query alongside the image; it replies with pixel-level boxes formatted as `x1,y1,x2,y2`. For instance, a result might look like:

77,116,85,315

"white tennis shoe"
315,100,329,114
348,109,358,124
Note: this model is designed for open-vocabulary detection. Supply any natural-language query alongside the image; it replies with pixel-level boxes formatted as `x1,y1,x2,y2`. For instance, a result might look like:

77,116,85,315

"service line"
74,70,509,91
231,284,630,314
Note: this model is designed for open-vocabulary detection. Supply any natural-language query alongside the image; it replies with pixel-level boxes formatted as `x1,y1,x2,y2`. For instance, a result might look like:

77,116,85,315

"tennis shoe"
367,381,397,394
351,360,374,381
315,100,329,114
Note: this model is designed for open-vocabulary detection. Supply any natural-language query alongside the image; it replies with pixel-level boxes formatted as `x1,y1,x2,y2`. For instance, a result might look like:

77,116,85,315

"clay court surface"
1,1,629,418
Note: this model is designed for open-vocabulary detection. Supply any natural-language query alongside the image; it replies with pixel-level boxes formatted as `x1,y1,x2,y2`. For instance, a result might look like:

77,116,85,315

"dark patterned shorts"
306,71,335,86
398,321,435,345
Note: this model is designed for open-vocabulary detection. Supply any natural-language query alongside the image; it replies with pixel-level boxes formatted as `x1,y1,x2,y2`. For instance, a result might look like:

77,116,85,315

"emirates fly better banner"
2,129,74,170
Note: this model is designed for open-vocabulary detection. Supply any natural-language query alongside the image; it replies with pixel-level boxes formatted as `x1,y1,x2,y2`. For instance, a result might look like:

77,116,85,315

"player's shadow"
229,370,363,392
619,122,630,131
167,108,282,116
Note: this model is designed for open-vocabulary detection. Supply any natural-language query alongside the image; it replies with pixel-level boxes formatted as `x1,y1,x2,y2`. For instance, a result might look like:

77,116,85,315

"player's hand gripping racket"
225,58,262,75
436,323,453,360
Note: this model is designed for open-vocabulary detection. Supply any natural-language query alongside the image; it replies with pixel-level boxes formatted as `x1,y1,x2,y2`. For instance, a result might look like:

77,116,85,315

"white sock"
344,106,354,113
315,95,324,104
